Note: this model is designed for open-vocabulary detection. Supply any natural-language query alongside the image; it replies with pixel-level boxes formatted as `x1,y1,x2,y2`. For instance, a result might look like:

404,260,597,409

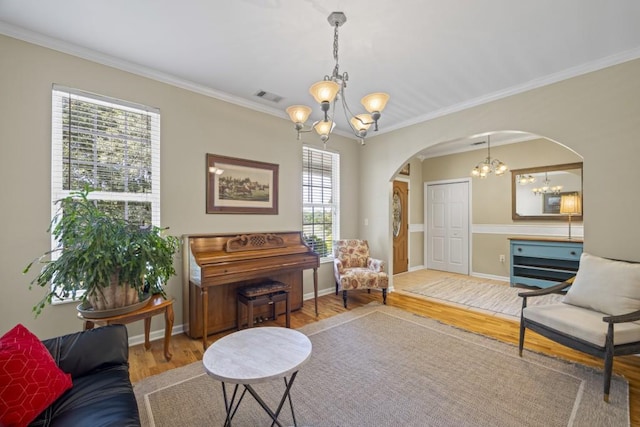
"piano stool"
237,281,291,330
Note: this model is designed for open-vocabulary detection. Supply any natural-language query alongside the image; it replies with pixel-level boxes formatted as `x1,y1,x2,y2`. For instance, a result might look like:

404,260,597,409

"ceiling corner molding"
382,46,640,134
0,22,292,120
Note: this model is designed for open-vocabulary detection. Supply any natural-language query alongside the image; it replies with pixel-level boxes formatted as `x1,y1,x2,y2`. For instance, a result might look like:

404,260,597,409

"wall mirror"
512,162,583,221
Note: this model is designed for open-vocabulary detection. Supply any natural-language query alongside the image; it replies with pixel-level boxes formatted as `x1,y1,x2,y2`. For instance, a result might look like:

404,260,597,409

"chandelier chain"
332,22,340,80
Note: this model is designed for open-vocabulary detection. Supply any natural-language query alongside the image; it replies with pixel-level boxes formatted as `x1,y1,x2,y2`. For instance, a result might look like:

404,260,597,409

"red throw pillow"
0,324,73,427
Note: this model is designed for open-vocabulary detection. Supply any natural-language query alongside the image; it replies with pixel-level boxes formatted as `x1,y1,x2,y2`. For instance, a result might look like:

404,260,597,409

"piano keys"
182,231,319,348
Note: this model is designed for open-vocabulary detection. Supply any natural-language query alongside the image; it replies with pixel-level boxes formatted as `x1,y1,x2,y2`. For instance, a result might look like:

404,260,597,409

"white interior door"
425,181,469,274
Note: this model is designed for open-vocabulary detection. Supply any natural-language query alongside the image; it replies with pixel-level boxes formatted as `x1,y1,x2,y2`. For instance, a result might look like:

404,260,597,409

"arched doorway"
391,131,583,279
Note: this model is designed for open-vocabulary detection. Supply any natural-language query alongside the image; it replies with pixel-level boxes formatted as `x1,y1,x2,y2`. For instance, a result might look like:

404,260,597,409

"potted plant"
24,187,180,316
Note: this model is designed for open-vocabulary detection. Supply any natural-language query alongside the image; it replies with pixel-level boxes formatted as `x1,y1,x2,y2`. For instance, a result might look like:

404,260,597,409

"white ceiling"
2,1,640,155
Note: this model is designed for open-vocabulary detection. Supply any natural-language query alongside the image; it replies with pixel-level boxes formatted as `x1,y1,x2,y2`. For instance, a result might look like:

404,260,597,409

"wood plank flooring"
129,270,640,425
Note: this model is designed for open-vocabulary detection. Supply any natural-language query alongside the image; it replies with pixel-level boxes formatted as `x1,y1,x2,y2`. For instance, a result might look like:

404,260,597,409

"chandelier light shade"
309,81,340,104
286,12,389,146
470,135,508,178
350,114,373,132
314,120,335,142
286,105,312,124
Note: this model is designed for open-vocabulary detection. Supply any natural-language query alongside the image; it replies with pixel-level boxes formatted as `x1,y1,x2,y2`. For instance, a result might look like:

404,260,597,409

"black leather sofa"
29,324,140,427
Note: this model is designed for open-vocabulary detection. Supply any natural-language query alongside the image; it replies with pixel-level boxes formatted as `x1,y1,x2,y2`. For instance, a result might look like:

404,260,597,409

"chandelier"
470,135,508,178
532,172,562,195
286,12,390,146
517,174,536,185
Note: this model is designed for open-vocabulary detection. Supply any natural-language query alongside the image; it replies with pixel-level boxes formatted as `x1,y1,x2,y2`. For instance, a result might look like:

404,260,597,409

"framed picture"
542,192,566,214
399,163,410,176
206,154,278,214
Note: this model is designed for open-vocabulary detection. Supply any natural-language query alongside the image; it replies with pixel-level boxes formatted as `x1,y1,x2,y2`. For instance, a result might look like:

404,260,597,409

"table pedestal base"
221,371,299,427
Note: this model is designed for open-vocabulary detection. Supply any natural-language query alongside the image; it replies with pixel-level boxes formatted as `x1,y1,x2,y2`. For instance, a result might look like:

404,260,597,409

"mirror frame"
511,162,583,221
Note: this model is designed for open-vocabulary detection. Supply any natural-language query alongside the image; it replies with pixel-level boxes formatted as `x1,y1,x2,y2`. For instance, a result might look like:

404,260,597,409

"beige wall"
0,35,360,338
360,58,640,283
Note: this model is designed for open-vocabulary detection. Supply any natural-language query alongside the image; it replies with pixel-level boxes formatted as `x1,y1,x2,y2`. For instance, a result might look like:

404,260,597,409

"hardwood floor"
129,271,640,425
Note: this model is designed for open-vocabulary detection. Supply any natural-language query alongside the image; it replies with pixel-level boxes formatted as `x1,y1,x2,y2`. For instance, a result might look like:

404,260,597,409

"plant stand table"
77,294,174,361
203,327,312,427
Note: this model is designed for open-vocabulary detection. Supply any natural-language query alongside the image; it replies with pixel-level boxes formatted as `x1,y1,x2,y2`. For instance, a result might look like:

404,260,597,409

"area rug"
403,276,565,319
134,304,628,426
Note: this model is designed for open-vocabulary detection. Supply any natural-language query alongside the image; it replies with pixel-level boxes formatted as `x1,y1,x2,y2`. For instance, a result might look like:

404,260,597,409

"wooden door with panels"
392,180,409,274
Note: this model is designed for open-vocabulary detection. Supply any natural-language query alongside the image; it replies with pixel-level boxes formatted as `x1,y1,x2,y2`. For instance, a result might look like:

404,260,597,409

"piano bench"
237,281,291,330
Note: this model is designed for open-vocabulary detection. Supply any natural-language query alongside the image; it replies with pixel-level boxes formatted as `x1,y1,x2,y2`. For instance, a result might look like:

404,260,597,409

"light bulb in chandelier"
285,12,389,145
361,93,390,131
314,120,335,144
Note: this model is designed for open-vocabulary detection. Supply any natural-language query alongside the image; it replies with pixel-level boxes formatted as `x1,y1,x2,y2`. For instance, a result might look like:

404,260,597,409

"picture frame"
542,192,570,214
399,163,410,176
206,154,278,214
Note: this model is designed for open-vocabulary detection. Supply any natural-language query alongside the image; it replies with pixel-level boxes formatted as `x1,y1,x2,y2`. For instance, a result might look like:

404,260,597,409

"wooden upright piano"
183,231,319,348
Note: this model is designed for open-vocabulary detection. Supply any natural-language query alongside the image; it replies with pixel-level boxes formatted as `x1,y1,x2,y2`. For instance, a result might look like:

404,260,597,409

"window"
51,85,161,230
302,146,340,261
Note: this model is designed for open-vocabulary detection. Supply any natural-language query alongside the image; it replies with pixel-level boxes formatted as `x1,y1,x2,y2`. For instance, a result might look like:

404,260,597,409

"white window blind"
51,85,161,228
302,146,340,261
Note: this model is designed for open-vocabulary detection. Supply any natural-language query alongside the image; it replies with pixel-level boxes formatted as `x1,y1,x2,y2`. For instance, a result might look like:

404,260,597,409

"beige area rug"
134,304,628,427
403,275,565,319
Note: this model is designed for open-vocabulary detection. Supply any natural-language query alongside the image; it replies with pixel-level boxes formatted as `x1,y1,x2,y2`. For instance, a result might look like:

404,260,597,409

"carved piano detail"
183,231,319,349
225,233,285,252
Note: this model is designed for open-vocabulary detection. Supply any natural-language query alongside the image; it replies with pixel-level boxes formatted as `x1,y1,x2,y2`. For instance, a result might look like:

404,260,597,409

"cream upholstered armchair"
333,239,388,308
518,253,640,402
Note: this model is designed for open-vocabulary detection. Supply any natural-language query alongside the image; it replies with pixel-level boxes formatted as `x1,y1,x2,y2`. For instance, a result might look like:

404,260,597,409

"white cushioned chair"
518,252,640,401
333,239,388,308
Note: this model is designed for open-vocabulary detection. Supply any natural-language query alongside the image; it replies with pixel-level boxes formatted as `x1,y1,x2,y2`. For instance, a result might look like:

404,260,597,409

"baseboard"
470,272,510,283
128,323,185,347
303,287,335,301
129,289,335,347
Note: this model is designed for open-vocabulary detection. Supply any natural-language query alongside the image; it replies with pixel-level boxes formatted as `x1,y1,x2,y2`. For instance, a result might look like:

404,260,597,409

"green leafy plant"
24,187,180,316
303,235,329,258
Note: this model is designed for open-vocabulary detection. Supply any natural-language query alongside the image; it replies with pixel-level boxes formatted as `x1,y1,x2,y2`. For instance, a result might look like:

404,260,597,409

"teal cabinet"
509,238,583,288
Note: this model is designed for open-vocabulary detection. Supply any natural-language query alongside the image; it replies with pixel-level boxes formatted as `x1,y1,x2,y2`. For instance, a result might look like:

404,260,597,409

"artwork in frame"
542,192,571,214
206,154,279,214
399,163,410,176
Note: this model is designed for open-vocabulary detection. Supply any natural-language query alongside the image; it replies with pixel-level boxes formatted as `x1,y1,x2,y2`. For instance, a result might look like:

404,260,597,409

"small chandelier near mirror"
470,135,508,178
532,172,562,195
286,12,389,146
517,174,536,185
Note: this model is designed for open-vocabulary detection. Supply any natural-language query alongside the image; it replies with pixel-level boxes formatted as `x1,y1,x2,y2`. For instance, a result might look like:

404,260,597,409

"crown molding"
378,46,640,136
3,22,640,143
0,22,293,120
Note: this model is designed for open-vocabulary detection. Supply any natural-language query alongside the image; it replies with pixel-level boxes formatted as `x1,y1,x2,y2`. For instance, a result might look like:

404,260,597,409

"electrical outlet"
499,254,506,263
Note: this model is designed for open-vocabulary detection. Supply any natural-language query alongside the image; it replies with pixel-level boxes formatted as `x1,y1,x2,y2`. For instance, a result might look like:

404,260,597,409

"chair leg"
604,323,615,402
518,298,527,357
342,290,348,308
382,288,387,305
518,322,526,357
367,289,371,294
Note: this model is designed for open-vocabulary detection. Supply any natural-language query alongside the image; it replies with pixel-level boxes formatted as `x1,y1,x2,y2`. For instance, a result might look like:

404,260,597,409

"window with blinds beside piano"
302,146,340,261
